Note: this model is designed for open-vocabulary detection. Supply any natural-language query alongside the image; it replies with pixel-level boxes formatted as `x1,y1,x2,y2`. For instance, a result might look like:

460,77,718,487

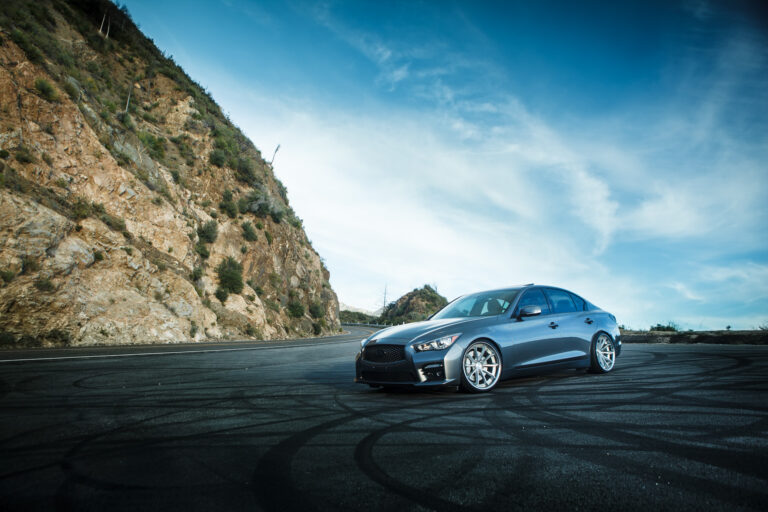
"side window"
544,288,577,314
570,293,585,311
517,289,551,315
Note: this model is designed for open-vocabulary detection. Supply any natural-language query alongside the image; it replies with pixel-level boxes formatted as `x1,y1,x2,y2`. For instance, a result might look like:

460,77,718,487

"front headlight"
414,334,460,352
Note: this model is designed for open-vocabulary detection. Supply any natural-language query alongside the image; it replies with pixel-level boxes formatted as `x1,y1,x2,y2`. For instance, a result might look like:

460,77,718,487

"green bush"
0,269,15,283
34,78,58,102
288,214,303,229
265,231,273,245
242,222,258,241
287,300,305,318
245,324,257,337
117,112,134,130
209,149,226,167
34,278,55,292
170,169,180,183
650,323,678,332
190,266,203,281
238,196,249,214
216,257,243,294
219,198,237,218
14,146,35,164
11,29,43,64
312,322,322,335
197,220,218,243
270,207,284,224
194,242,210,259
0,150,9,159
215,286,228,302
72,197,92,219
93,251,104,262
63,81,79,101
235,156,257,184
138,131,166,160
190,321,198,337
21,255,39,274
309,302,324,319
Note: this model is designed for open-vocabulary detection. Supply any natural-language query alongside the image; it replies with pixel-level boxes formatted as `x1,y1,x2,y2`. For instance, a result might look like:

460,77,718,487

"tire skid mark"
482,357,768,509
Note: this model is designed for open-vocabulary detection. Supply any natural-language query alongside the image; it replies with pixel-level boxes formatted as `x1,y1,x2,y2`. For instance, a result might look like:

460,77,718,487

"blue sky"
123,0,768,329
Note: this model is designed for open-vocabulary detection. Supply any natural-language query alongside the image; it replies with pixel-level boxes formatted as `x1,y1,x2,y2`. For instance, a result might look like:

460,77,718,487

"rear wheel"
590,333,616,373
460,340,502,392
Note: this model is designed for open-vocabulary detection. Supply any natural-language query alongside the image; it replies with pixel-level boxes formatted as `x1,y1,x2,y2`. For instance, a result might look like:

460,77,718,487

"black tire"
459,340,502,393
589,332,616,373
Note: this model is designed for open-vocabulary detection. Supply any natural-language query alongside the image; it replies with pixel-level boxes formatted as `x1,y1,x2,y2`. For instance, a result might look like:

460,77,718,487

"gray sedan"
355,284,620,392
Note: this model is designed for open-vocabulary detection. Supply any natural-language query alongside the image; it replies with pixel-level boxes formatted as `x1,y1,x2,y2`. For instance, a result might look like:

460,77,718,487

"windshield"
431,289,522,320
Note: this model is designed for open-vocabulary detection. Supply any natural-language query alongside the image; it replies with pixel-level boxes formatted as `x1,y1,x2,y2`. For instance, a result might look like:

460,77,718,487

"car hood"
368,317,493,345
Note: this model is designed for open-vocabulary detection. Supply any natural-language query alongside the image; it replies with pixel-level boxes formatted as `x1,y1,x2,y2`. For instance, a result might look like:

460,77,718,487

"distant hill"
339,310,378,324
378,285,448,325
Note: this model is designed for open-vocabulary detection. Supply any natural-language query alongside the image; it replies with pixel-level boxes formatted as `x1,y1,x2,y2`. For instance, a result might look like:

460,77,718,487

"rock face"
0,0,339,347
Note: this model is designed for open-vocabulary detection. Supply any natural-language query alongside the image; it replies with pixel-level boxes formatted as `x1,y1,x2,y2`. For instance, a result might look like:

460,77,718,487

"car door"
541,288,591,362
502,288,557,370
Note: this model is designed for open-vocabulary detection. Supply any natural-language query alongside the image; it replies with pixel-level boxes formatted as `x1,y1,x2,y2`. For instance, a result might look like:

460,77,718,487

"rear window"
544,288,577,313
570,293,586,311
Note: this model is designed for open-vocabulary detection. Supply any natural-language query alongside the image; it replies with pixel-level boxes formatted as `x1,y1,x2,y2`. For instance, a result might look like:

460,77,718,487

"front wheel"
589,333,616,373
460,340,502,393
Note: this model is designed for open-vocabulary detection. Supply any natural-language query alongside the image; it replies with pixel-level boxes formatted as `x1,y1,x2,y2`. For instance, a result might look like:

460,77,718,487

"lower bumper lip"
356,350,453,386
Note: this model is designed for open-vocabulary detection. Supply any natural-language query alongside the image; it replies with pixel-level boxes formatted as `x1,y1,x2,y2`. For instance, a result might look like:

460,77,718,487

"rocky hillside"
0,0,339,347
378,285,448,325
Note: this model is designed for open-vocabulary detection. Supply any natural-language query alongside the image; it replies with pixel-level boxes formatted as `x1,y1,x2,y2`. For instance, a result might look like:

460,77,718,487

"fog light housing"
422,363,445,381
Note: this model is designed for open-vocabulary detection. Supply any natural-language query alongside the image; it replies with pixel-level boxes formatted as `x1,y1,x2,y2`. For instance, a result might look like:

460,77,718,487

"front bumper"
354,346,460,387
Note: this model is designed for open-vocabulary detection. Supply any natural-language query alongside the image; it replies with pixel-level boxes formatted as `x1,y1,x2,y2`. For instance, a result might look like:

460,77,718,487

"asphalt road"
1,327,767,511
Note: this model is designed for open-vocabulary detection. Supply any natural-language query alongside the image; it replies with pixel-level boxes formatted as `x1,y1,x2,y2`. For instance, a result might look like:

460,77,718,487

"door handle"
549,322,558,329
584,318,594,324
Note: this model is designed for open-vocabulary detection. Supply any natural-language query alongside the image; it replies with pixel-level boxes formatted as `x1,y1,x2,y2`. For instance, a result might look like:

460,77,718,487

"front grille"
362,344,405,363
361,370,415,383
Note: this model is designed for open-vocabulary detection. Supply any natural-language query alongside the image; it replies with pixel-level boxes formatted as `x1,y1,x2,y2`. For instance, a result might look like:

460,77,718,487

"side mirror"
519,305,542,318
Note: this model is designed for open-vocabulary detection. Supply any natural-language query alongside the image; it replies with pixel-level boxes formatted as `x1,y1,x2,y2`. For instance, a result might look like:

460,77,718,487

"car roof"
463,284,535,295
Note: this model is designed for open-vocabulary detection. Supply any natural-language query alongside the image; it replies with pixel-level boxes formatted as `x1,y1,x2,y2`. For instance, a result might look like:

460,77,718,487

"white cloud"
670,282,705,302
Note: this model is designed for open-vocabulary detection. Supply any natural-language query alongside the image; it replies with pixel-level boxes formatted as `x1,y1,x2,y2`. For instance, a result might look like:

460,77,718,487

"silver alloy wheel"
595,334,615,371
462,341,501,390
